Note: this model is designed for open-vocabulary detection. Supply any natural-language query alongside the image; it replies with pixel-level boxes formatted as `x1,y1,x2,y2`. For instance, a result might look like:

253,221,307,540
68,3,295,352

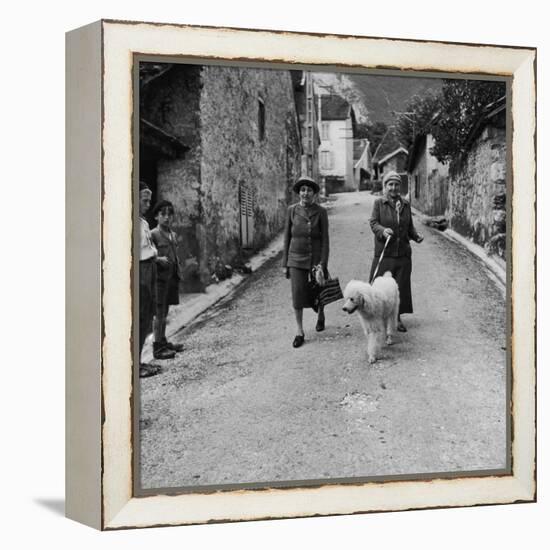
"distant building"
291,71,321,184
353,139,373,190
408,133,449,216
372,129,409,195
140,63,302,290
316,94,357,193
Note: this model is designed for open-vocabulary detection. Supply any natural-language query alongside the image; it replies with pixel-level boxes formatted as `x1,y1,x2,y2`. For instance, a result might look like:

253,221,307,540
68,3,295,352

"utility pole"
393,110,416,142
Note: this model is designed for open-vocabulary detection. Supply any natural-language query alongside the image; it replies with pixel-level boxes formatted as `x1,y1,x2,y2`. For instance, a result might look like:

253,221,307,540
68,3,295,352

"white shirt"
140,217,157,261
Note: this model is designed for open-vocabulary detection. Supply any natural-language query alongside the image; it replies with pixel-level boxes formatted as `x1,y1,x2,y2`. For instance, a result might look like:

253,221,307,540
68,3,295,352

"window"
239,182,254,248
258,98,265,141
321,122,330,140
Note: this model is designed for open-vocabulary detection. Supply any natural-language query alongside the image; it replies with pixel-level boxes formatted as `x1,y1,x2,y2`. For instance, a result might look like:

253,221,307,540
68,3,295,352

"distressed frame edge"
65,20,104,530
97,21,536,530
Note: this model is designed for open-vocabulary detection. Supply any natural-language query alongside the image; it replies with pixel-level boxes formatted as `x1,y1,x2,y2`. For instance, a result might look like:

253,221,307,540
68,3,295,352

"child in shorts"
151,200,185,358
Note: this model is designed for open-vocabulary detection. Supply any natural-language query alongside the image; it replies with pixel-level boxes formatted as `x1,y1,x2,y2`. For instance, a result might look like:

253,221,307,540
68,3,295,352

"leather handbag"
311,265,343,309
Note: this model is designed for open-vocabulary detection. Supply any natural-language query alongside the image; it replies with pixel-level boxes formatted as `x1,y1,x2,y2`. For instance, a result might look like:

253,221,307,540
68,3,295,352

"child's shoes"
153,341,176,360
161,338,185,353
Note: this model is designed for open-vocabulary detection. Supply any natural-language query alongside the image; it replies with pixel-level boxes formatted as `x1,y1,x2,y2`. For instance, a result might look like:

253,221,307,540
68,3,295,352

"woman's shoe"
315,318,325,332
292,334,305,348
397,321,407,332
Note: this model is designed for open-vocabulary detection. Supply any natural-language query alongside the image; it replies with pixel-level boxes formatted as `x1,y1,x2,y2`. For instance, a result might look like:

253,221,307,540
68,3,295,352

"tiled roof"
464,96,506,150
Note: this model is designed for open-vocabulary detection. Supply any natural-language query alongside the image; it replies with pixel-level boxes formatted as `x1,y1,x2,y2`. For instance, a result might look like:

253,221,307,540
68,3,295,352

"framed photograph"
66,19,536,530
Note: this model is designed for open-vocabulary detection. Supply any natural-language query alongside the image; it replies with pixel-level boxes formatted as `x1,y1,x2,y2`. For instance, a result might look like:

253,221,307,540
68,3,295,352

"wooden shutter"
239,183,254,249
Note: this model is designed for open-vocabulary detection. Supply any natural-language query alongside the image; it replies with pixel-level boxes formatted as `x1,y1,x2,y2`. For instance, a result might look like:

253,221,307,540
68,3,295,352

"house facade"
316,94,356,193
372,129,409,195
353,139,373,190
292,71,321,185
140,62,302,290
408,133,449,216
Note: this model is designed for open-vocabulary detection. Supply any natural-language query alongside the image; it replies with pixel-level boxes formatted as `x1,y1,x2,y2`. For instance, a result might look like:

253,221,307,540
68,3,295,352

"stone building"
291,71,321,186
446,97,507,259
139,62,303,290
406,97,507,260
372,129,409,195
317,94,356,193
408,133,449,216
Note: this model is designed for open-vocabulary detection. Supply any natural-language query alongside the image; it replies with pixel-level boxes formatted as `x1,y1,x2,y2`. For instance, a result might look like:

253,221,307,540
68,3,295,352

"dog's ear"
355,293,364,309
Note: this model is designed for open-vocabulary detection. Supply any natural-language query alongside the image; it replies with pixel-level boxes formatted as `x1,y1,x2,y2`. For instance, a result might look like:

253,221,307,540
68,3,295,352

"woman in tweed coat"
282,176,329,348
369,171,424,332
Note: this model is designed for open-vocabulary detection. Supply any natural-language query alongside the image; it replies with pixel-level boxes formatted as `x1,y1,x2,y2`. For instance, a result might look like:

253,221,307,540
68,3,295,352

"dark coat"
282,203,329,271
369,196,421,258
151,227,182,283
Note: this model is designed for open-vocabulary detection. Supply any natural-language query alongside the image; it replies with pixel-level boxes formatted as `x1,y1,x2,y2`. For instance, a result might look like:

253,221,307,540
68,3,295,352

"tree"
393,80,506,164
429,79,506,163
395,92,439,150
354,121,388,154
354,122,370,139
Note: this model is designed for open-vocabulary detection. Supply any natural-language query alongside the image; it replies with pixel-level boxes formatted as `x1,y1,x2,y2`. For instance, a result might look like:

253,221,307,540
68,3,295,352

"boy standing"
139,183,175,379
151,200,185,358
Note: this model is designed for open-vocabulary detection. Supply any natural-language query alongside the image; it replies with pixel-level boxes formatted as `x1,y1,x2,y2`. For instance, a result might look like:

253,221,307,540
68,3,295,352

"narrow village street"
139,191,508,491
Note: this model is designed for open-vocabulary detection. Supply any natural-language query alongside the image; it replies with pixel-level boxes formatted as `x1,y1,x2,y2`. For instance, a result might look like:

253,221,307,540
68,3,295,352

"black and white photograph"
135,59,510,492
6,0,543,544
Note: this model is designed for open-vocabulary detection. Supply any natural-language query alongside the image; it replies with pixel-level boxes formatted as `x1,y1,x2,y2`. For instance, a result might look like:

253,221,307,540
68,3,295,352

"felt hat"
293,175,320,194
382,171,402,186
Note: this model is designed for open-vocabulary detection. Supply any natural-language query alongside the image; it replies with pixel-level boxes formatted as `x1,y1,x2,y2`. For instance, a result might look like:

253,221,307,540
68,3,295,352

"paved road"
139,191,508,490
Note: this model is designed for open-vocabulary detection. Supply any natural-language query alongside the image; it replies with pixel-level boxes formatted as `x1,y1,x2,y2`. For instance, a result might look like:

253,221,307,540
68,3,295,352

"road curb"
144,233,285,354
412,207,506,294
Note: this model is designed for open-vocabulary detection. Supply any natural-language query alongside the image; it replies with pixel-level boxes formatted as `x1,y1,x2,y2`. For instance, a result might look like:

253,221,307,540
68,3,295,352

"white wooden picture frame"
66,19,536,530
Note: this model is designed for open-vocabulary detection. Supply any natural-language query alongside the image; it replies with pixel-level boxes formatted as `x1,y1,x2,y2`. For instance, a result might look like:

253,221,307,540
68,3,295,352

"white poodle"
342,272,400,364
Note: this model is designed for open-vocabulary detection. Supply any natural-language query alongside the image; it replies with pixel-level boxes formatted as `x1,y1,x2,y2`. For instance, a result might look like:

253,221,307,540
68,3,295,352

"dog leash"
370,235,392,283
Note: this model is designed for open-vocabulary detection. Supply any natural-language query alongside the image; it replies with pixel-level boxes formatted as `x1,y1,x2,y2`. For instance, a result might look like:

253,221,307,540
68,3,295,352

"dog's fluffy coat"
342,272,400,364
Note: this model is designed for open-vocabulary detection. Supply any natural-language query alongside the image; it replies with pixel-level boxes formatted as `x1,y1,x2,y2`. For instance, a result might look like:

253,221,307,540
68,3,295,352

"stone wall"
141,65,205,291
199,65,301,282
141,63,302,289
447,124,506,259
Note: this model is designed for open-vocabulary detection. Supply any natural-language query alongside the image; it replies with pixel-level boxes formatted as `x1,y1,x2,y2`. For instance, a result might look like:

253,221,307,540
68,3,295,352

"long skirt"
369,255,413,314
289,267,314,309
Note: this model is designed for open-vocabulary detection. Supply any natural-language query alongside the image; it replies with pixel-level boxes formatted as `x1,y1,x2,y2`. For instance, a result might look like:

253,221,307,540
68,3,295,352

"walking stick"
370,235,392,283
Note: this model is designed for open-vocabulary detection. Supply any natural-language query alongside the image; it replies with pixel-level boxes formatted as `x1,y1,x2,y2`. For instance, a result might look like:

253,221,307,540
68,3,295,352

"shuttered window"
239,182,254,249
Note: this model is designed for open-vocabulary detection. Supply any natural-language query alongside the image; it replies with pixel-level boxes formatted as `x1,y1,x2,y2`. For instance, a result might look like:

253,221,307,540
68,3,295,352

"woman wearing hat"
369,171,424,332
282,176,329,348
